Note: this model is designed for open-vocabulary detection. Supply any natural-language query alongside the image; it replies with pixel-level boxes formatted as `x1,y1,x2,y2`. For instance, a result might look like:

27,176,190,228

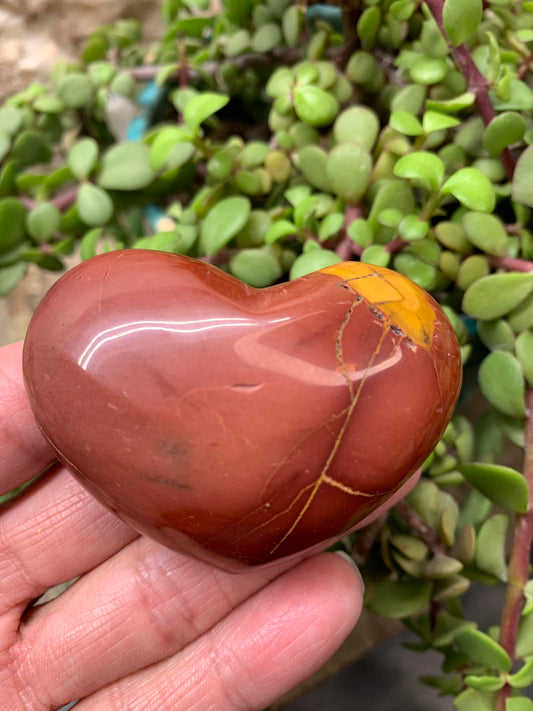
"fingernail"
333,550,365,594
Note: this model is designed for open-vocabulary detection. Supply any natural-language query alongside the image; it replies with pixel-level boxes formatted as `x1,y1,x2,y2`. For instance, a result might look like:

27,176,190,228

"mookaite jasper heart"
23,250,461,570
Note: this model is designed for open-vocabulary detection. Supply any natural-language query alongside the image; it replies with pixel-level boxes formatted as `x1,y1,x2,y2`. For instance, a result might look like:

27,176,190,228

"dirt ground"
0,0,164,101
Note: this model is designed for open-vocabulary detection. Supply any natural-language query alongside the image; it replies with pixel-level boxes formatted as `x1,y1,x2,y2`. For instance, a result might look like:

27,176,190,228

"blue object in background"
306,4,344,33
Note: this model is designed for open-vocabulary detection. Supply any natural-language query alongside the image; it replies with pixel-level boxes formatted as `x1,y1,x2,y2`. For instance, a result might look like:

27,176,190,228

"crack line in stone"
268,304,392,555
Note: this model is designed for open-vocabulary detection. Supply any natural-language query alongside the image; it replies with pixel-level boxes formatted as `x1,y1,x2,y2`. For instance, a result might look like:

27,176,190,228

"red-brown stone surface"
23,250,461,570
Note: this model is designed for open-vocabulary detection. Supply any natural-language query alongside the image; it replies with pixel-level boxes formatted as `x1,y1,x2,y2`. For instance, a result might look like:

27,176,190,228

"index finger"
0,341,55,494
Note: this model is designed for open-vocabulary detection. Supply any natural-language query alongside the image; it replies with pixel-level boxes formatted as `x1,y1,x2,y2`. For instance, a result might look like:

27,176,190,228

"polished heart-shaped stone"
23,251,461,570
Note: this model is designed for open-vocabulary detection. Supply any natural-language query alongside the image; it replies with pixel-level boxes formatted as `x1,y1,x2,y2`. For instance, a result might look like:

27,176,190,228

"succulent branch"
424,0,517,181
496,388,533,711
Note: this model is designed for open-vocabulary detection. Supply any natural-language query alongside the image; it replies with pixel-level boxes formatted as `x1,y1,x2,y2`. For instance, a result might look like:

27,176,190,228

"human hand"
1,340,368,710
0,339,414,710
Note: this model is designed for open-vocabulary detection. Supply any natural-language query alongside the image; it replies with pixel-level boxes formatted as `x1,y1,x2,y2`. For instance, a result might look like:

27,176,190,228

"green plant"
2,0,533,708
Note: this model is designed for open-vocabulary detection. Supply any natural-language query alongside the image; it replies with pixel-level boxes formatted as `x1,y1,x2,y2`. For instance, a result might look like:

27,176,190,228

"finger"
0,341,55,494
11,538,314,707
75,552,363,711
0,466,136,613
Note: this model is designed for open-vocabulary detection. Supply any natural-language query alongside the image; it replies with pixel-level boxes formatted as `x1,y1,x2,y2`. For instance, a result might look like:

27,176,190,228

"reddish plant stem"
518,53,533,80
337,205,364,259
489,255,533,273
351,515,387,567
128,46,343,83
385,236,408,254
393,500,447,555
496,387,533,711
20,187,78,212
423,0,516,181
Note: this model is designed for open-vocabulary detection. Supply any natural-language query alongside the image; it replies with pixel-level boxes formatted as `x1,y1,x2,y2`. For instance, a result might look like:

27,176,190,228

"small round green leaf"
483,112,526,157
289,249,341,279
389,110,423,136
509,293,533,332
463,272,533,320
357,6,380,45
68,137,99,181
516,612,533,660
183,93,230,135
293,86,339,128
442,168,496,212
326,143,372,203
346,51,380,85
134,232,181,252
393,152,445,191
434,222,472,253
424,554,463,579
398,214,429,241
348,219,373,247
422,110,460,133
236,210,271,248
76,184,114,227
366,579,432,618
239,141,270,170
464,675,504,692
12,130,52,168
455,688,499,711
477,319,515,352
110,73,136,98
333,105,380,149
478,351,526,418
443,0,483,46
282,5,303,47
150,129,195,172
0,262,27,296
265,67,294,98
57,73,94,109
391,84,427,114
459,463,528,513
0,106,23,136
394,252,437,290
390,0,416,21
265,151,291,183
200,196,251,256
265,219,298,245
224,29,251,57
33,94,63,114
295,145,331,192
318,213,344,241
251,22,282,52
389,534,428,561
515,330,533,386
229,248,282,287
0,130,10,163
474,513,509,583
361,244,391,268
507,658,533,690
26,202,61,243
462,212,508,257
0,198,27,254
409,56,449,85
512,144,533,207
455,627,511,672
80,228,103,260
98,143,156,191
